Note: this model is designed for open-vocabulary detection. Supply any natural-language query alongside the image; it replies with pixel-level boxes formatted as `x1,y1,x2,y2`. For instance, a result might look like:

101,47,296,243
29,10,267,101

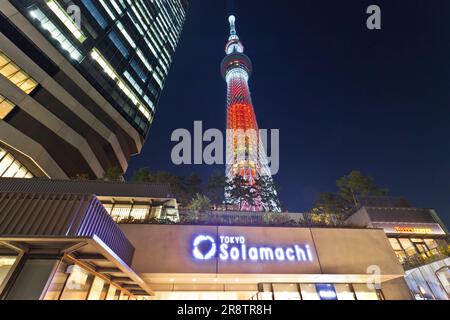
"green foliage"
185,173,203,200
206,171,227,207
102,166,123,181
131,168,189,205
189,193,211,212
131,167,152,182
263,212,292,225
71,173,90,180
337,171,388,207
310,170,389,219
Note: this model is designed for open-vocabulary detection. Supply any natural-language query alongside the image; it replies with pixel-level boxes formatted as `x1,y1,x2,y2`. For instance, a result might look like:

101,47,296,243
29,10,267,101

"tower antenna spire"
229,15,238,39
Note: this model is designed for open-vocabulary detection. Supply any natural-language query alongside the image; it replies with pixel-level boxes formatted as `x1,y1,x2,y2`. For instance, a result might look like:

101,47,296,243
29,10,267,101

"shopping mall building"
0,178,448,300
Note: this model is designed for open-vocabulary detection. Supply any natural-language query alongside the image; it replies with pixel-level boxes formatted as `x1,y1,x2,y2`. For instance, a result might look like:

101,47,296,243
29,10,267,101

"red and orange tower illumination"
221,15,279,212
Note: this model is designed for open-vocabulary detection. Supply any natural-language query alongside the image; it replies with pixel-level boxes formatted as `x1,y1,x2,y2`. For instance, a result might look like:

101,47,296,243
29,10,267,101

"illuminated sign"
192,235,313,263
394,227,433,234
316,284,338,300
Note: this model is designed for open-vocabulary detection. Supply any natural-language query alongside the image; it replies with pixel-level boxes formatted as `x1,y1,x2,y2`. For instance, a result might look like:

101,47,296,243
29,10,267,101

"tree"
313,192,348,217
226,176,256,211
72,173,90,181
185,173,203,201
189,194,211,212
102,166,123,181
206,171,227,207
336,171,388,207
131,167,152,182
254,175,282,212
310,171,389,219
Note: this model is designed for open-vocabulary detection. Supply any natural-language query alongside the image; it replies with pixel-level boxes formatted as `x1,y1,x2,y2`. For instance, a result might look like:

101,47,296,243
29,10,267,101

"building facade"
0,178,413,300
221,16,279,212
0,0,188,179
347,200,450,300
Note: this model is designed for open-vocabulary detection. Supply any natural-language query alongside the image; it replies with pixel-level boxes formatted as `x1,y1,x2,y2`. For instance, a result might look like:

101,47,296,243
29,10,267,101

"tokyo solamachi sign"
192,234,314,263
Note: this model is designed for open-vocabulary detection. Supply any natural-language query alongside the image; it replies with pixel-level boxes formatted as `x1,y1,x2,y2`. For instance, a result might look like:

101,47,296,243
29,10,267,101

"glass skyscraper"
0,0,188,179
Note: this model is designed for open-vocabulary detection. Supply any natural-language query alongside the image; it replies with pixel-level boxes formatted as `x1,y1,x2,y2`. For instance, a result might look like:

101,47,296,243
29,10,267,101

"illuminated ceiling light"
46,0,87,43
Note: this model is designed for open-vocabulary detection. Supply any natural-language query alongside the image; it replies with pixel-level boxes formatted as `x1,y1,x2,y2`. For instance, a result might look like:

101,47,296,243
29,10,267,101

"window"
352,284,382,300
81,0,108,29
299,284,320,300
109,31,129,58
46,0,87,42
111,205,132,221
315,284,338,300
272,284,301,300
0,51,38,94
130,206,150,220
106,284,119,300
389,238,402,251
119,291,130,300
0,147,34,178
424,239,438,250
44,261,70,300
87,276,109,300
0,95,15,119
90,48,152,121
0,256,16,289
59,265,94,300
399,238,417,257
29,8,83,61
335,284,356,300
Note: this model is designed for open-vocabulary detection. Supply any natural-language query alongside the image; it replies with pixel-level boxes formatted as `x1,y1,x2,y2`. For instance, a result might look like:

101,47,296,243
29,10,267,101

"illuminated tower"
221,15,280,212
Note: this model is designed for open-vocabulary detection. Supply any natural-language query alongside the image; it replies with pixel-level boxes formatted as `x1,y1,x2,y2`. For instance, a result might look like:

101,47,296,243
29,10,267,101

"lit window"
46,0,87,42
110,0,123,15
0,256,17,288
0,52,38,94
0,95,15,119
389,238,402,251
81,0,107,29
60,265,94,300
91,48,153,120
99,0,116,21
117,22,136,49
0,147,34,178
29,8,83,61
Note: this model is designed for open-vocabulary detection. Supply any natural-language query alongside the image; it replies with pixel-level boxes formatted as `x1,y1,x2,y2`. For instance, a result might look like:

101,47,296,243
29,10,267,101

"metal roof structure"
0,178,173,199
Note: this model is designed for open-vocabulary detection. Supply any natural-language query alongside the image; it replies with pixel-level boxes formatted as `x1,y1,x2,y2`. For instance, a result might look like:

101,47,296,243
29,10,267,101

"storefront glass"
352,284,382,300
43,261,69,300
0,256,16,289
273,284,301,300
106,285,120,300
299,284,320,300
87,276,109,300
59,265,95,300
335,284,356,300
252,283,380,300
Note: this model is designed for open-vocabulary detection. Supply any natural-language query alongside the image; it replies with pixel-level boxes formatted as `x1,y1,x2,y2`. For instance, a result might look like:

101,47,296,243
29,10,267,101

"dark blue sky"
127,0,450,228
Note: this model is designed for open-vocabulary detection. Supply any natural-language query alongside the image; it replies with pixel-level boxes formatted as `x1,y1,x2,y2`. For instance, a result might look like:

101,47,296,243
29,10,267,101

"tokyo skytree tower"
220,15,280,212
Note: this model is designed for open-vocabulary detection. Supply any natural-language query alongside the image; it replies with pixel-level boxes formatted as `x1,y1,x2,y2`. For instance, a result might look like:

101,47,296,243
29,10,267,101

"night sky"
127,0,450,228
